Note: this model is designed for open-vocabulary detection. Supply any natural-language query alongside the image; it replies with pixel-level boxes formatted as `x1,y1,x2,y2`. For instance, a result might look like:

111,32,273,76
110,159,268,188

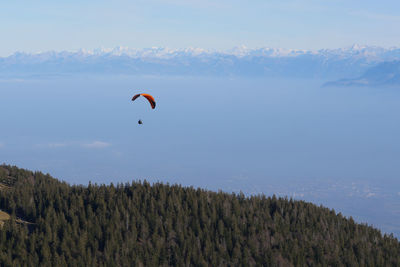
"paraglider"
131,93,156,109
132,93,156,124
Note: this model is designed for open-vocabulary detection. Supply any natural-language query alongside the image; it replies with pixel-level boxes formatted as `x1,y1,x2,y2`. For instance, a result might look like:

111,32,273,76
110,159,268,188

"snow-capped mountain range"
1,45,400,82
6,44,400,59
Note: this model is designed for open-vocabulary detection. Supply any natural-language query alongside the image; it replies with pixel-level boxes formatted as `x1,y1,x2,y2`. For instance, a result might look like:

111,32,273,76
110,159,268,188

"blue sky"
1,0,400,55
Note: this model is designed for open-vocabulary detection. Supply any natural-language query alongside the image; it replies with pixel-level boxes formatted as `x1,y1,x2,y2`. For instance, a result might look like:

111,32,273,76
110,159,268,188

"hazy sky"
1,0,400,55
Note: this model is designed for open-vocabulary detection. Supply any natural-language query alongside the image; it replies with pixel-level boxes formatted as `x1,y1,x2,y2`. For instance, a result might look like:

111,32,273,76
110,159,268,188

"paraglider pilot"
132,93,156,126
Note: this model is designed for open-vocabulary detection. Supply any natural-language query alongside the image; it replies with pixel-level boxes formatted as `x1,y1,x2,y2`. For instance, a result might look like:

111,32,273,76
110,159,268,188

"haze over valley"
1,62,400,237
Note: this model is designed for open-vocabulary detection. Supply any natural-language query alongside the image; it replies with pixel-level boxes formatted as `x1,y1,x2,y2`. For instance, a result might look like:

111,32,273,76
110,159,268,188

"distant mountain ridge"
7,44,398,59
324,60,400,87
2,45,400,79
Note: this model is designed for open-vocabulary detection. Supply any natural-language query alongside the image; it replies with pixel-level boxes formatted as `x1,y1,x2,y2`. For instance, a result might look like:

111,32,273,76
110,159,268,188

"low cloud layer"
47,143,68,148
34,142,69,149
83,141,111,149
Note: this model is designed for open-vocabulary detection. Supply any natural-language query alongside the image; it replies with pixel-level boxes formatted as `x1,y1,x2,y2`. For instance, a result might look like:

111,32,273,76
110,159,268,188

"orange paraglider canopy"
131,93,156,109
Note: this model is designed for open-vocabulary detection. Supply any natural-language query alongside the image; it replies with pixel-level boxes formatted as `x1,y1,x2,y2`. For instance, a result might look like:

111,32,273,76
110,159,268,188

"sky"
1,0,400,56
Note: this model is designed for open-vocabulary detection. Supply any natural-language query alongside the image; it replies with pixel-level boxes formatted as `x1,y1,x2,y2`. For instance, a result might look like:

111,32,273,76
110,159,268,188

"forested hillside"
0,165,399,266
